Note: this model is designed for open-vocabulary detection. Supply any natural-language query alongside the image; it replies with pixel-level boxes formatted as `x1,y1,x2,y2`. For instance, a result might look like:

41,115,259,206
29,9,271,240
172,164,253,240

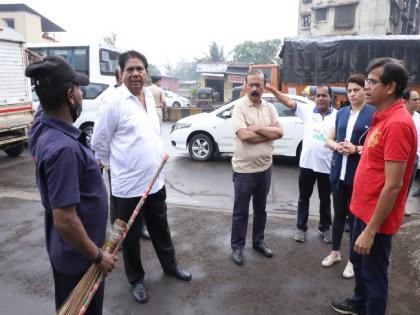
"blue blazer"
330,104,375,189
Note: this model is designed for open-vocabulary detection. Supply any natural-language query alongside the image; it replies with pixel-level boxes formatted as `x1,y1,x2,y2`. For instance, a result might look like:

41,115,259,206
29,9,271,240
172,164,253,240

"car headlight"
171,123,191,133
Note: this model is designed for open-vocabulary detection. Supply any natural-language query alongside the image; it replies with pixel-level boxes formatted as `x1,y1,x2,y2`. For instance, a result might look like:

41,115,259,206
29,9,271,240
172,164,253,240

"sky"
2,0,299,72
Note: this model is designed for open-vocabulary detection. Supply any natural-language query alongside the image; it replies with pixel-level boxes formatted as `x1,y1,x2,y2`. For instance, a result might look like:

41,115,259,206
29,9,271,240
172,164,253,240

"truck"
0,25,34,157
240,35,420,107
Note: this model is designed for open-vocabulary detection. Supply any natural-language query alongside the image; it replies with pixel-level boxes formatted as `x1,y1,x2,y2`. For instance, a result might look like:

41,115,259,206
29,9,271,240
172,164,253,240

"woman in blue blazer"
321,74,375,279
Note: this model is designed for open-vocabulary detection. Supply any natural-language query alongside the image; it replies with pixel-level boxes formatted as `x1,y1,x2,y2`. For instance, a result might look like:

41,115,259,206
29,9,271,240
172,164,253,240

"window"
302,14,311,28
81,83,109,99
100,49,120,75
265,97,297,117
2,18,15,29
29,47,89,76
389,2,400,25
334,4,357,28
302,0,312,3
315,8,328,23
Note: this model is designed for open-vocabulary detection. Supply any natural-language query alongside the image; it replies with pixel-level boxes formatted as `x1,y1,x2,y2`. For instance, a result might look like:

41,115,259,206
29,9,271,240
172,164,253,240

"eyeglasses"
364,78,381,87
410,98,420,102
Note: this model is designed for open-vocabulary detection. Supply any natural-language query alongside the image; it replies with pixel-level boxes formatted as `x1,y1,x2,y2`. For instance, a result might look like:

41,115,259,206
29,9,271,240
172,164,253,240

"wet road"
0,122,419,314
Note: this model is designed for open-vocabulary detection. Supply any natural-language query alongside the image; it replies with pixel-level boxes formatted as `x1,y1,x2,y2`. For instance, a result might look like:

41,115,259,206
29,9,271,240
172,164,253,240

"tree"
103,32,117,46
232,39,282,64
148,64,161,77
174,61,200,80
199,41,226,62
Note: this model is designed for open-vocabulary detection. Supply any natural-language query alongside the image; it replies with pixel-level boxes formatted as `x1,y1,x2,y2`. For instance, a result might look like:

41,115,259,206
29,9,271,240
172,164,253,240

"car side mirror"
222,111,231,119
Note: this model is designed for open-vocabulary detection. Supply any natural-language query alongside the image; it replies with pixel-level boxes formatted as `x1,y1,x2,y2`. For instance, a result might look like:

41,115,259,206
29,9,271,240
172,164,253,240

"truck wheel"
188,134,214,161
4,143,24,157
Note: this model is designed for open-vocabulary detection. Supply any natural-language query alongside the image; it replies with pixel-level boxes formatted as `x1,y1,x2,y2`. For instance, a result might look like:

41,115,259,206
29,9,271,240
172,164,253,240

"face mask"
70,101,82,123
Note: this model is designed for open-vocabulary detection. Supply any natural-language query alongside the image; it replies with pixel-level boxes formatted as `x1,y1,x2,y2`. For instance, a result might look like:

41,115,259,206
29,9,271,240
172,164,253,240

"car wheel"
81,124,94,148
188,134,214,161
4,142,24,157
173,101,181,107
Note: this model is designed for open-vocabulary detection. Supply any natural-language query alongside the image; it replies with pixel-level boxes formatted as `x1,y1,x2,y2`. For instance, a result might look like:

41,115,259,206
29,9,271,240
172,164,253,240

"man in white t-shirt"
267,85,337,243
403,90,420,198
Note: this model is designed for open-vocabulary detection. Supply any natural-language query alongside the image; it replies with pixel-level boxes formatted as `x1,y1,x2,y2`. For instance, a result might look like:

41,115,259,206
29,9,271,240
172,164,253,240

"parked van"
27,42,122,146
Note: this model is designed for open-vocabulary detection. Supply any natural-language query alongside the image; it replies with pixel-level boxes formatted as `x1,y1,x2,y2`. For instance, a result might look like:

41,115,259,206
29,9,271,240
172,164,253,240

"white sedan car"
164,90,190,107
170,93,309,161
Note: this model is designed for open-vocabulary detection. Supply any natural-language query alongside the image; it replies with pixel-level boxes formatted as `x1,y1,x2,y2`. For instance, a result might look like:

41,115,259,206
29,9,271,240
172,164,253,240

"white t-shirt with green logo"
294,102,337,174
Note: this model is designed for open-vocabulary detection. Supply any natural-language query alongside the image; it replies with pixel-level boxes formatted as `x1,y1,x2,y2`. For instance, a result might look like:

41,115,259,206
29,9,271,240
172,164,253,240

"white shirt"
294,102,337,174
340,110,360,180
91,84,165,198
412,111,420,158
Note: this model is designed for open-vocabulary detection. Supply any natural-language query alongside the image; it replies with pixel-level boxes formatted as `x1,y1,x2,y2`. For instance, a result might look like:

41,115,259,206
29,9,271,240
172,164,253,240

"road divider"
166,107,214,122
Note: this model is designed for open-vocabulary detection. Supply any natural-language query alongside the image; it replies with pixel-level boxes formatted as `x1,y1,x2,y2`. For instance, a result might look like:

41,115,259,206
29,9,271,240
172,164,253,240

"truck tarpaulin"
279,35,420,84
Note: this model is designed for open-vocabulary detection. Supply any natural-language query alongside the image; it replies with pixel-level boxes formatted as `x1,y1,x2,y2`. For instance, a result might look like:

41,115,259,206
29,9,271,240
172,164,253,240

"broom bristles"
57,265,101,315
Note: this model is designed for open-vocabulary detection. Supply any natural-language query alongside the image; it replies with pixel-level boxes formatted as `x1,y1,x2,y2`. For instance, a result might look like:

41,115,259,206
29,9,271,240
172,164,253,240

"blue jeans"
350,218,392,315
231,167,272,250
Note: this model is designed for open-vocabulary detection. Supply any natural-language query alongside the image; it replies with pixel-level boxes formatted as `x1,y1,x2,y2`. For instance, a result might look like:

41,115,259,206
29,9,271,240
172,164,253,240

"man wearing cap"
27,55,117,314
148,75,167,123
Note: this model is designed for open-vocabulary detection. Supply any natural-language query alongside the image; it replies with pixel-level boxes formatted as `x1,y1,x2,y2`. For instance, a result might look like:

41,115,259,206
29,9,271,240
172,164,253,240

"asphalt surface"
0,122,419,314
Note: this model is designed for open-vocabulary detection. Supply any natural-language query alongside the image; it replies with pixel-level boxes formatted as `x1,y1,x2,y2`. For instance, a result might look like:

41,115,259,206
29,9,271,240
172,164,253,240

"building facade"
298,0,420,36
0,3,64,43
196,63,250,103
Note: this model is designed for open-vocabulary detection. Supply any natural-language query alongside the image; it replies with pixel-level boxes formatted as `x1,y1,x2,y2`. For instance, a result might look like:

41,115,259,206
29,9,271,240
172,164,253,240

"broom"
57,154,170,315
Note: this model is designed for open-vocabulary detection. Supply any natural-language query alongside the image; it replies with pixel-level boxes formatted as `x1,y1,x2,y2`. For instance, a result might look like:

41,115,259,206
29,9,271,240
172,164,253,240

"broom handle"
78,154,169,315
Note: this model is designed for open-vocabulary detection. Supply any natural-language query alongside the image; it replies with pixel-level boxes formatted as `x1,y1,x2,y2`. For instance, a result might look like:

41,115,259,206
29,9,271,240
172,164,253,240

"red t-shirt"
350,101,417,235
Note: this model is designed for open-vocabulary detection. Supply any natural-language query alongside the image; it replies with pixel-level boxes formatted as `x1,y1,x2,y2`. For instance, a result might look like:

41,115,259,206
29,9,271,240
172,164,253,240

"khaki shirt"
232,95,279,173
148,84,166,108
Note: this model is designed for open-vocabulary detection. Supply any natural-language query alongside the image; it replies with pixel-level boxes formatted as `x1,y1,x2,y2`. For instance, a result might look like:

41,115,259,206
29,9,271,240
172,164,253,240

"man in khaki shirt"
231,68,283,265
148,76,167,123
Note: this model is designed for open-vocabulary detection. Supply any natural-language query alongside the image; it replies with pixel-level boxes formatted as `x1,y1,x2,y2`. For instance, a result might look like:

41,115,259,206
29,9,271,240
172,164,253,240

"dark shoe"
164,265,192,281
344,220,351,233
331,298,364,315
132,281,148,303
232,249,243,265
140,224,150,240
253,243,273,258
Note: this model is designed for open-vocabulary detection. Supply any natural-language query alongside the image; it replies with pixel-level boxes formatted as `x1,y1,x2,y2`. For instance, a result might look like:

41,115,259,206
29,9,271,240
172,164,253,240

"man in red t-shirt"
332,58,417,315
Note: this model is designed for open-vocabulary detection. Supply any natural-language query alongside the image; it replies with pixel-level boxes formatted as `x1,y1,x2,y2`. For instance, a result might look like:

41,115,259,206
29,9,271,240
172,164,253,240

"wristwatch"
92,248,103,264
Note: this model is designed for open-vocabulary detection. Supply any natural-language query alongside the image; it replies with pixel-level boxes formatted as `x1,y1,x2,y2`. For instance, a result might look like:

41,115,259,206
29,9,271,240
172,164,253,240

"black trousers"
296,167,332,232
107,169,146,229
231,167,272,250
350,218,392,315
114,186,176,284
332,181,354,251
52,263,104,315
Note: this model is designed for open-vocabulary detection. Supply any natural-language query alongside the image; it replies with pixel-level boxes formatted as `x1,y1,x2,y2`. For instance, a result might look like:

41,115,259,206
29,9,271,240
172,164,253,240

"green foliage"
167,60,200,81
198,41,226,62
232,39,282,64
148,64,161,76
190,86,197,99
103,32,117,46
